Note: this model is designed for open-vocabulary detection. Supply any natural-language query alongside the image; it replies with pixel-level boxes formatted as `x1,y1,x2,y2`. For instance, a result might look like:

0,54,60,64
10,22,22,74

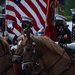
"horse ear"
27,33,34,41
30,33,34,38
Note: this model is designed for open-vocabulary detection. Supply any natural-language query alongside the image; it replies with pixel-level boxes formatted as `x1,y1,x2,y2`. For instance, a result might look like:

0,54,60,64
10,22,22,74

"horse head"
13,34,75,75
13,34,46,75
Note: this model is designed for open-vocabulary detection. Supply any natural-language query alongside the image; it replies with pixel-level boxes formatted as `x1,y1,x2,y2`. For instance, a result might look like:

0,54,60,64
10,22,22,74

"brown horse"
13,35,75,75
0,36,20,75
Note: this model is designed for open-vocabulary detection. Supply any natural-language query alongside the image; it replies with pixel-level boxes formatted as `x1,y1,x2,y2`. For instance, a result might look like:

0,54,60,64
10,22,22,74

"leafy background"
59,0,75,21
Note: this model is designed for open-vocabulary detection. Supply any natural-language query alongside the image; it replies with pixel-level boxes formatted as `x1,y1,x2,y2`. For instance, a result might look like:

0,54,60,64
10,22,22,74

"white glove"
4,31,15,41
4,31,8,36
21,63,25,70
11,45,17,51
63,44,67,48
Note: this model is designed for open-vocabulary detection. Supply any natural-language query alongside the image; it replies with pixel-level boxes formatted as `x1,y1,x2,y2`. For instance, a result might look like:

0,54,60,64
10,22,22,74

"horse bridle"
13,38,66,75
26,41,66,75
17,38,64,75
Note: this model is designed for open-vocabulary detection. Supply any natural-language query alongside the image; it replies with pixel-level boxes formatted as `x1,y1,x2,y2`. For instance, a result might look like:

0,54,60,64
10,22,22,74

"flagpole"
5,0,7,31
55,0,59,15
5,0,9,31
4,0,8,40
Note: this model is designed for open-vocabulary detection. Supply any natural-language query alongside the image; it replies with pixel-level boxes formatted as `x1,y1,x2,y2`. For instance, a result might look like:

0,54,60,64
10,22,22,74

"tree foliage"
58,0,75,20
59,0,75,15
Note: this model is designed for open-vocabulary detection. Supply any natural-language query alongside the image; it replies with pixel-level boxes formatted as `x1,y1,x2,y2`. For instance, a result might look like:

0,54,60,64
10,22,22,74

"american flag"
6,0,48,36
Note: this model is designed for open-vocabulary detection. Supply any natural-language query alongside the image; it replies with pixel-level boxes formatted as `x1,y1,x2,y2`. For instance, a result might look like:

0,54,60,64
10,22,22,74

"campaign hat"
55,14,67,22
21,16,33,28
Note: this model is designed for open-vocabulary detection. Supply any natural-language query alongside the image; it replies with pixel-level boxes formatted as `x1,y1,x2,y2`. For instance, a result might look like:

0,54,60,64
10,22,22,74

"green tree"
58,0,75,20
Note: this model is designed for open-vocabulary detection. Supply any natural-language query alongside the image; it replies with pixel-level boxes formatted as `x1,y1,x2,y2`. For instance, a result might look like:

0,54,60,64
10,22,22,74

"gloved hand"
4,31,15,41
11,45,17,51
4,31,8,36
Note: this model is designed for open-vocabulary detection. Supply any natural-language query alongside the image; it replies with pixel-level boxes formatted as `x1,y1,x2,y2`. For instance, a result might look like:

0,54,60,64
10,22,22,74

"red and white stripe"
6,0,47,36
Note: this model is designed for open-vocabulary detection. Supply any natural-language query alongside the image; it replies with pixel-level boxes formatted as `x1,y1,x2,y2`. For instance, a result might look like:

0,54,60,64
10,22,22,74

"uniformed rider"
17,16,33,42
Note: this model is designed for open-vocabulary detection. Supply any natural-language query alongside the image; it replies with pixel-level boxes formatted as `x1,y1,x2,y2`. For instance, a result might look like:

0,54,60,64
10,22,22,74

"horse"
13,35,75,75
0,36,21,75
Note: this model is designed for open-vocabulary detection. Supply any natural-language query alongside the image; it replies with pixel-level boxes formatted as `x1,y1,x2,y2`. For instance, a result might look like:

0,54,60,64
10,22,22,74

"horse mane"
0,36,12,58
31,36,69,59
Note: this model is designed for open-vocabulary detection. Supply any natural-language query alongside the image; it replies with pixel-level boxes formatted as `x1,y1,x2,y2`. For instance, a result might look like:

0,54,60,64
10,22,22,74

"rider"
4,26,18,45
21,16,33,34
55,15,71,47
14,17,34,75
17,16,33,42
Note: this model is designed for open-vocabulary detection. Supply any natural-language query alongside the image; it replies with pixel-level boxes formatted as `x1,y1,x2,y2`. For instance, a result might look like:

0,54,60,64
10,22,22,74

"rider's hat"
55,14,67,22
55,14,67,27
21,16,33,28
